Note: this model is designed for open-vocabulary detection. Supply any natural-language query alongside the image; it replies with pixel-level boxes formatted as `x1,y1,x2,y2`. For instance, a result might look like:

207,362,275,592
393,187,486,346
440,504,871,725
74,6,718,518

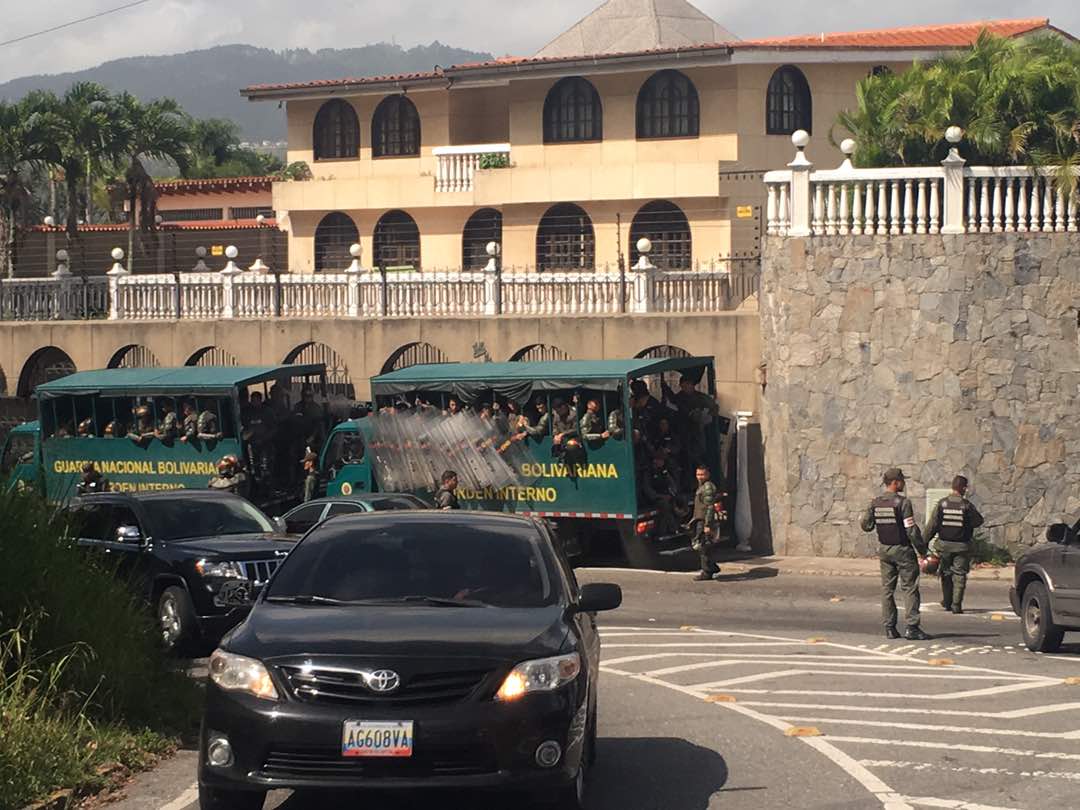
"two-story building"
241,0,1062,274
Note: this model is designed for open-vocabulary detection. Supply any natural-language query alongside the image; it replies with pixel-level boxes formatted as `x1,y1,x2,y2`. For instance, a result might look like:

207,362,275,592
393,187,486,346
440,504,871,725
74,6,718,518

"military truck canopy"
371,358,712,403
35,364,326,400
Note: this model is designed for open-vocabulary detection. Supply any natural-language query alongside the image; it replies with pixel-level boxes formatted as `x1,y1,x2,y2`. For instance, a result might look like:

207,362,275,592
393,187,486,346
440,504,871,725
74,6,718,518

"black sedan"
198,511,621,810
1011,518,1080,651
279,493,430,535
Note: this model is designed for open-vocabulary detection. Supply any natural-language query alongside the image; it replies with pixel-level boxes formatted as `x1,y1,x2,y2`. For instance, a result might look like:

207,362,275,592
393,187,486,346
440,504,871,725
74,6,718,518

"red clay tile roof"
32,220,277,233
242,70,443,95
240,18,1062,96
154,176,273,195
737,18,1053,48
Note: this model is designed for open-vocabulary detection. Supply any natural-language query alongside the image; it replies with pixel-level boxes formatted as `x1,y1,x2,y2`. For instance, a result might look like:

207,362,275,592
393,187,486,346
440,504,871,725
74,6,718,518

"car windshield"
267,520,557,608
149,497,275,541
369,496,428,511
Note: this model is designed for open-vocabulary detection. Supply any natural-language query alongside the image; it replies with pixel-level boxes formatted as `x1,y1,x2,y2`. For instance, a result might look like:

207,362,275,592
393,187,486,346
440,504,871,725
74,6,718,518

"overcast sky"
1,0,1077,81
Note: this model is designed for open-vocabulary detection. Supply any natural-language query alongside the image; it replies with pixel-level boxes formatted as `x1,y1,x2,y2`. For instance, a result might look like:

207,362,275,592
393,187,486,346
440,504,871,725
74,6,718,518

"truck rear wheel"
618,522,660,569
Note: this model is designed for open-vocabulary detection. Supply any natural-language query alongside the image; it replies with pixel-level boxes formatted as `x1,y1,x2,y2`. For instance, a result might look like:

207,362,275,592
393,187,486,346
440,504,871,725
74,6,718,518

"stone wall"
760,233,1080,557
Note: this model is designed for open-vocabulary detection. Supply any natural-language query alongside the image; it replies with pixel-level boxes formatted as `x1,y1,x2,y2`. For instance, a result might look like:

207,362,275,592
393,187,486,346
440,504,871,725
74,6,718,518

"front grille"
259,742,497,780
238,559,281,585
279,665,492,706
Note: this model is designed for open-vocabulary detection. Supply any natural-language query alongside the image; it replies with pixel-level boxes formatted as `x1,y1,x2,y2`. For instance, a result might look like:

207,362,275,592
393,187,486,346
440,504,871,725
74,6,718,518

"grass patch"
0,490,201,809
971,531,1014,566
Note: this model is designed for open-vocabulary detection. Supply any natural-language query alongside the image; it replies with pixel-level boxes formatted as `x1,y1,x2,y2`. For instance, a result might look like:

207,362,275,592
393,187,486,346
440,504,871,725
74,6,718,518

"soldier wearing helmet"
860,467,931,641
76,462,109,495
77,418,95,438
208,455,248,497
127,405,156,446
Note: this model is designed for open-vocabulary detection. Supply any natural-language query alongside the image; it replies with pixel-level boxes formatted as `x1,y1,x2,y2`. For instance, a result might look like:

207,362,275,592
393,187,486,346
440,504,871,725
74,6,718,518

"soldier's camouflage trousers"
939,548,972,609
879,544,921,630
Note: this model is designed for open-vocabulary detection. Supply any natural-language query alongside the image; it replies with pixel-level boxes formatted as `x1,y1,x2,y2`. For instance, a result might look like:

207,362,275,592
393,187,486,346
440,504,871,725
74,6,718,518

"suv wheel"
1021,581,1065,653
158,586,196,653
198,782,265,810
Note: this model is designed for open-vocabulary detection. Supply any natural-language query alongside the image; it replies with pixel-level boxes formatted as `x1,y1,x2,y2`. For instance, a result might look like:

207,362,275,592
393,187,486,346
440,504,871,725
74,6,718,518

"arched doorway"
536,203,595,272
629,201,692,270
186,346,239,367
382,342,449,374
509,344,571,362
107,344,161,369
17,347,76,398
462,208,502,270
283,342,355,399
314,212,359,273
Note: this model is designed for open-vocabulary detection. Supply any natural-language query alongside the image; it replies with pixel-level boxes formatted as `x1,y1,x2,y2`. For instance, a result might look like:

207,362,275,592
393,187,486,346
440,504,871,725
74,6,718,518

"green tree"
834,32,1080,195
0,98,61,278
110,93,192,271
183,117,283,178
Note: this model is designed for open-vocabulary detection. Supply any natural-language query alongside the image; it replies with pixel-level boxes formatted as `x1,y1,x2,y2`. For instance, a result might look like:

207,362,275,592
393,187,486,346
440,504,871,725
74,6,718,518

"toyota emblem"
363,669,401,693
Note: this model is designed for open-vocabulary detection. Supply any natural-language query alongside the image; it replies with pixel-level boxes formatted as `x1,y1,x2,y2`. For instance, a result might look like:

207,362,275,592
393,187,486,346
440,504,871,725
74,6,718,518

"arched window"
462,208,503,270
510,344,571,362
372,95,420,158
543,77,603,143
285,342,354,400
313,100,360,161
629,200,692,270
186,346,238,367
314,212,359,273
636,70,699,139
107,344,161,369
373,210,421,269
536,203,595,272
766,66,812,135
382,342,449,374
17,346,75,398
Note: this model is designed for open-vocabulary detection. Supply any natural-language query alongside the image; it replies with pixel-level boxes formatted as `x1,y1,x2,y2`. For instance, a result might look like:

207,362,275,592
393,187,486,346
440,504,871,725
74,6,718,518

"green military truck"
319,357,727,567
1,364,328,509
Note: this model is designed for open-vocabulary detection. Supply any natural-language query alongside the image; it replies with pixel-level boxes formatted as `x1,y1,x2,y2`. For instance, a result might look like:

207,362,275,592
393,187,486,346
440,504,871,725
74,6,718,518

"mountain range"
0,42,492,142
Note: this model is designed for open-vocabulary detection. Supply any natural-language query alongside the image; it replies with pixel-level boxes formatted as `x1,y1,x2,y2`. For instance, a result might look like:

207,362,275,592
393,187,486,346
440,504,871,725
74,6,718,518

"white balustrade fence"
0,277,109,320
432,144,511,192
765,140,1079,238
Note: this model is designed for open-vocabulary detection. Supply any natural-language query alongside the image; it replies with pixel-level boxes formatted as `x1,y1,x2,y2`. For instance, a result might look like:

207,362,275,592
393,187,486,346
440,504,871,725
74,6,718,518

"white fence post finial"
483,242,500,316
192,246,210,272
220,245,239,319
52,249,71,278
345,243,362,317
248,258,270,273
839,138,855,170
106,247,128,320
941,126,967,235
787,130,813,237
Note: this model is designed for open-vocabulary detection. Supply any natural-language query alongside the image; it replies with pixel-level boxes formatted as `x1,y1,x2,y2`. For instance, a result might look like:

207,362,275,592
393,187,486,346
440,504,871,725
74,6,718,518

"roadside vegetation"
0,82,310,277
0,489,200,809
835,32,1080,184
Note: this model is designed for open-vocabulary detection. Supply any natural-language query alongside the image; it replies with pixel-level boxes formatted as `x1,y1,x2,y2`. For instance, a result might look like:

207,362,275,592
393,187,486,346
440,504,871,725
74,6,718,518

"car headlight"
208,649,279,700
496,653,581,701
196,559,244,579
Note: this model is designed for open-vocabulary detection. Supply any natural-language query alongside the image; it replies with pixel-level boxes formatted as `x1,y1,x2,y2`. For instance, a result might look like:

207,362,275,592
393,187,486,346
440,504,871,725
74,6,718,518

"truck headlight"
496,653,581,701
208,649,279,700
196,559,244,579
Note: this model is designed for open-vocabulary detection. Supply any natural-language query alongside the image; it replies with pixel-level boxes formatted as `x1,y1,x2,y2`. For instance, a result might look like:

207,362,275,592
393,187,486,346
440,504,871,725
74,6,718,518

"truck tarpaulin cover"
365,407,538,493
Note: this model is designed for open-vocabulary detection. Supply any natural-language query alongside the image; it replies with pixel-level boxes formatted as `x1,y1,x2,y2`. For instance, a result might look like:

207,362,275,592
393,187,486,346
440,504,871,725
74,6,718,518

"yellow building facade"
242,7,1059,274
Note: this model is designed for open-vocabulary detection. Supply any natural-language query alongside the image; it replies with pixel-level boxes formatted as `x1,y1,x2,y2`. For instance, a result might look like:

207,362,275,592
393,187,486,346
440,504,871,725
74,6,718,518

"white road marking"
772,715,1080,740
688,670,1049,691
824,736,1080,763
900,796,1023,810
738,700,1080,720
159,784,197,810
862,759,1080,782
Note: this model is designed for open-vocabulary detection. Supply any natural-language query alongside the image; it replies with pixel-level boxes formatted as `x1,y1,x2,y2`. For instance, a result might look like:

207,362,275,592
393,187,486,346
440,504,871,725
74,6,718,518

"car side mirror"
574,583,622,613
1047,523,1070,544
272,516,287,534
116,525,142,544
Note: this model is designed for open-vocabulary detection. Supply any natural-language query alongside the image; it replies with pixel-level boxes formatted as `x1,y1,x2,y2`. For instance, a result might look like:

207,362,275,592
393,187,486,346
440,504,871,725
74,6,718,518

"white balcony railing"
432,144,511,192
764,133,1080,237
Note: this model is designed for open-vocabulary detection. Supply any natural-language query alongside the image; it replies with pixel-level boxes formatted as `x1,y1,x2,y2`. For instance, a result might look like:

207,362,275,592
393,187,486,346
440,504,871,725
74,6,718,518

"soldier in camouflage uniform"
860,467,932,640
179,400,199,443
208,455,248,497
579,399,611,443
197,404,224,442
607,408,624,440
520,397,551,439
689,464,721,581
550,398,579,446
127,405,156,446
924,475,984,614
157,400,179,443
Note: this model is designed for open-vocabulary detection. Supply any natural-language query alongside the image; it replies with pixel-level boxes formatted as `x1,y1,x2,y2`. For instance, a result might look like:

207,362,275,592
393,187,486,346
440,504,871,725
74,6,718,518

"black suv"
68,491,296,652
1011,518,1080,652
198,511,622,810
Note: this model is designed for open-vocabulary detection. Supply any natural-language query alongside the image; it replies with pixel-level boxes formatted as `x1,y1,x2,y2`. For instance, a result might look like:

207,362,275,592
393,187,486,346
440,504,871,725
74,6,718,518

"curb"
711,562,1014,581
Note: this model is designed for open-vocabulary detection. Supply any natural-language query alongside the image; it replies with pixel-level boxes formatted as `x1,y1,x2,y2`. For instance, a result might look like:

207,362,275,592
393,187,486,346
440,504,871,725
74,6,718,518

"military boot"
905,627,932,641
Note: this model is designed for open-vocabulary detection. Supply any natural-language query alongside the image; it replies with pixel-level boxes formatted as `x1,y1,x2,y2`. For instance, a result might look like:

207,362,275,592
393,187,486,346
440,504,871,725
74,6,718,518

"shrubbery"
0,490,201,809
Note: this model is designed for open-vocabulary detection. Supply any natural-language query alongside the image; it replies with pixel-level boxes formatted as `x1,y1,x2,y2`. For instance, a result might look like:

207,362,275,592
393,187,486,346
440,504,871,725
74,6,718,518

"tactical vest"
937,495,971,542
872,493,906,545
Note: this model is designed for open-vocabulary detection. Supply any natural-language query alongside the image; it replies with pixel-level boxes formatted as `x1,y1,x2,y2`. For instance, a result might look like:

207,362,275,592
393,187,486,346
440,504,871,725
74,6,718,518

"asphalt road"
109,569,1080,810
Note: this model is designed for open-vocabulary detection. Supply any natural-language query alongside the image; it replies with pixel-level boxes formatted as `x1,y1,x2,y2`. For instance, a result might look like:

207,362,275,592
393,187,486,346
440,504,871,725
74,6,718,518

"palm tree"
111,93,192,271
42,82,117,235
0,97,61,278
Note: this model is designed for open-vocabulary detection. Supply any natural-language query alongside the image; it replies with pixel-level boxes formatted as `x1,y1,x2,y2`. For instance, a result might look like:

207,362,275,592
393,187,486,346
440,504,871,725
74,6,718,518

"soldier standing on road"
860,467,931,640
436,470,460,510
924,475,984,615
689,464,721,582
